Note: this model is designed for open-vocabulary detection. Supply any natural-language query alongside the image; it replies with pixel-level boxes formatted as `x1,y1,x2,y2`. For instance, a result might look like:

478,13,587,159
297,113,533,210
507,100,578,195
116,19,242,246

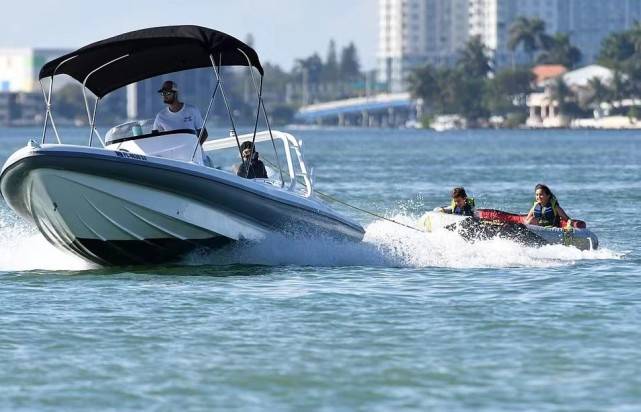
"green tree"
263,62,293,102
339,42,361,81
596,23,641,100
408,65,488,124
549,77,578,116
295,53,324,84
457,36,492,77
408,65,441,105
628,21,641,54
508,17,552,64
610,70,629,102
453,75,489,124
323,39,339,83
485,68,534,114
584,77,611,109
536,33,582,69
598,32,635,69
408,65,454,117
625,61,641,98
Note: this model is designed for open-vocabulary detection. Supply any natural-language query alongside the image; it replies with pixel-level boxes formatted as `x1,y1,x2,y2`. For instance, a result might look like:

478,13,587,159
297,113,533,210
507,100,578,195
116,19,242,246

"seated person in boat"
153,80,208,143
524,183,570,227
434,187,476,216
236,141,268,179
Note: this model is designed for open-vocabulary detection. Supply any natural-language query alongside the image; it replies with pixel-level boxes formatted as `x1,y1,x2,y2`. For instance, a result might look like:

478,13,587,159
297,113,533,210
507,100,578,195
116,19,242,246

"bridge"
294,93,419,127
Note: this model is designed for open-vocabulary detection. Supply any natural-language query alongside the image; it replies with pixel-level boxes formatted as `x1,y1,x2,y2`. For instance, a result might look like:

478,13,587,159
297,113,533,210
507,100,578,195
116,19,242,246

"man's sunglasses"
159,91,175,96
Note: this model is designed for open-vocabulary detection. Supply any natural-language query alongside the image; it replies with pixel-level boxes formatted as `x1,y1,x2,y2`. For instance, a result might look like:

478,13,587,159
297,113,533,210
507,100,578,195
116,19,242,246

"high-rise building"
0,48,73,126
0,48,71,93
378,0,641,92
468,0,563,67
468,0,641,68
377,0,469,92
560,0,641,64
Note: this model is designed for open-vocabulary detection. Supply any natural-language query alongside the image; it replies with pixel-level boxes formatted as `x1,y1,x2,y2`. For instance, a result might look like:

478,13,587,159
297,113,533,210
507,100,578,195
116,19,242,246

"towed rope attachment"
258,157,423,233
313,190,424,233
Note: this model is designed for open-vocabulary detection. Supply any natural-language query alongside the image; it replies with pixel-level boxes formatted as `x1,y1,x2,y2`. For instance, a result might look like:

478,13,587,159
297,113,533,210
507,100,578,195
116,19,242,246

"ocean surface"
0,126,639,411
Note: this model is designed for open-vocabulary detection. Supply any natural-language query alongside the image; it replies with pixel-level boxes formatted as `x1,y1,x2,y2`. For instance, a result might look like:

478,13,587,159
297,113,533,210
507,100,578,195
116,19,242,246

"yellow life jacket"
531,197,559,227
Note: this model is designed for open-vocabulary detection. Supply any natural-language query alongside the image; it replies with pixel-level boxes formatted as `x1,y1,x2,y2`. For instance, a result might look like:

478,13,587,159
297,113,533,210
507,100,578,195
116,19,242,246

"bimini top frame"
38,25,285,185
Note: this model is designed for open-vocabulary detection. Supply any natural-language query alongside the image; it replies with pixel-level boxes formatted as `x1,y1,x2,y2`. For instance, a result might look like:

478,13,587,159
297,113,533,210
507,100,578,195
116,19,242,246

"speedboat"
418,208,598,250
0,26,364,265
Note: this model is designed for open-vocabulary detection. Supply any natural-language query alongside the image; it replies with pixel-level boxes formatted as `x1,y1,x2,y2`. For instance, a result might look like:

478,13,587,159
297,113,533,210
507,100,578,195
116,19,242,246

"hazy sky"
4,0,378,70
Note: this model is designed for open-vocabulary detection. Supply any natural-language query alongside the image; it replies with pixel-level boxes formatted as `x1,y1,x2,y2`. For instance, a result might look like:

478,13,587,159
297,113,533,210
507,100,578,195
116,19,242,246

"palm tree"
597,32,635,69
583,77,611,110
407,65,446,116
508,17,553,65
549,77,573,115
627,21,641,54
536,33,582,69
457,36,492,77
407,65,440,101
590,77,610,101
610,71,629,104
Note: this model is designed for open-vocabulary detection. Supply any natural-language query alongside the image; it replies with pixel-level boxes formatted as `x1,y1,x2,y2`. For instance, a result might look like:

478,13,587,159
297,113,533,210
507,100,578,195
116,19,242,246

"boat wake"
0,210,622,271
185,214,622,269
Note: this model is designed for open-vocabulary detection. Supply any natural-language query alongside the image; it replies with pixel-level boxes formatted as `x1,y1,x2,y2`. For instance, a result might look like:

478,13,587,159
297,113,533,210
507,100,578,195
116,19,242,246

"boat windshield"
105,120,155,144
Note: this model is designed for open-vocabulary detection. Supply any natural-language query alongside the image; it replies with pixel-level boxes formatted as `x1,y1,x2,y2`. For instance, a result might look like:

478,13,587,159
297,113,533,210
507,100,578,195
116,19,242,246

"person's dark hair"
451,187,467,199
535,183,557,202
240,141,255,152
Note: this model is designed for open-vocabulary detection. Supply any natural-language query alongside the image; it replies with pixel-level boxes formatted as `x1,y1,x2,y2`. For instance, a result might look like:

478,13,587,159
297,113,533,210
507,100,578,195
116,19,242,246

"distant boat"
430,115,466,131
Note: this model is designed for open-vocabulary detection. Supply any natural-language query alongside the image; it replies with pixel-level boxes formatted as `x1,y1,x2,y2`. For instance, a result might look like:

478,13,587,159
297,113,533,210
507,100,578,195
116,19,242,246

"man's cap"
158,80,178,93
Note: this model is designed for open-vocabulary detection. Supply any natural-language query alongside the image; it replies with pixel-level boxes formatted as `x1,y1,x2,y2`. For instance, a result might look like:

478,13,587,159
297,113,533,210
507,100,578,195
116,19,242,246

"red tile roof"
532,65,568,85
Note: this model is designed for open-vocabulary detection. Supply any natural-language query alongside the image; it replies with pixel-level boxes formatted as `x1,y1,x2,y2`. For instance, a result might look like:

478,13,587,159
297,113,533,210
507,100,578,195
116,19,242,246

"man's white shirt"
153,104,204,132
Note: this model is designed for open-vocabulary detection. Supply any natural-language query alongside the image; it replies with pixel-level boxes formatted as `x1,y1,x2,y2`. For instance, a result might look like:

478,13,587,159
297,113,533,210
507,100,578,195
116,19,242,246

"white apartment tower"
468,0,562,67
377,0,469,92
378,0,641,92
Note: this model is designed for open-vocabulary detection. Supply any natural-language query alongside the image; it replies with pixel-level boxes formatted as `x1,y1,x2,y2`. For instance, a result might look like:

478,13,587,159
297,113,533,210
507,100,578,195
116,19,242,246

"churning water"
1,127,639,410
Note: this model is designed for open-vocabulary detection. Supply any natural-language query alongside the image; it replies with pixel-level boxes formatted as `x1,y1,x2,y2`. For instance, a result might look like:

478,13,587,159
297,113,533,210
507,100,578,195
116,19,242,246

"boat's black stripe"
1,149,364,234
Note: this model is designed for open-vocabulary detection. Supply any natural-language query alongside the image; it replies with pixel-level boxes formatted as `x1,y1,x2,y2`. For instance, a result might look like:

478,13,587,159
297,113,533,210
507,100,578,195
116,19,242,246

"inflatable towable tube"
418,208,598,250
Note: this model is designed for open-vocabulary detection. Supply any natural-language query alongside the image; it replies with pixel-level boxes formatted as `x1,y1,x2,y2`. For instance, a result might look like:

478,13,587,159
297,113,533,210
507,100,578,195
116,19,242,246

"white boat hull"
1,145,365,265
28,169,267,264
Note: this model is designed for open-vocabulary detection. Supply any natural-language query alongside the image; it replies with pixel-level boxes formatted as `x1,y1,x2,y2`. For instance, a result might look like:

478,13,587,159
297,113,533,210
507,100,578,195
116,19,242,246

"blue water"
1,127,640,411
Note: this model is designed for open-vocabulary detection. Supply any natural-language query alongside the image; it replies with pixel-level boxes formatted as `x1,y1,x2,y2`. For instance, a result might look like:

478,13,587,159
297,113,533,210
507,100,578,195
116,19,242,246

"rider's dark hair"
451,187,467,199
535,183,557,203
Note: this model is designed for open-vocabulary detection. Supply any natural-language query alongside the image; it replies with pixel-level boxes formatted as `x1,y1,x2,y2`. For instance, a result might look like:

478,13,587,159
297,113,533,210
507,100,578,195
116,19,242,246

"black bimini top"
39,25,263,98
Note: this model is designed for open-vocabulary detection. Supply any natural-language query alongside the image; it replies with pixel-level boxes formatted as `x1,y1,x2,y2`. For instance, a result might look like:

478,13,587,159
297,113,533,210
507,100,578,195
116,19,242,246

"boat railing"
202,130,313,197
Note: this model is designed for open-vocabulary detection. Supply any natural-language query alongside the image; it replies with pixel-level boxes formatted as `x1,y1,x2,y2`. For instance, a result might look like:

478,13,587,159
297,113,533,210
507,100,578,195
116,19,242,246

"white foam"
0,216,92,272
0,206,622,270
186,214,623,268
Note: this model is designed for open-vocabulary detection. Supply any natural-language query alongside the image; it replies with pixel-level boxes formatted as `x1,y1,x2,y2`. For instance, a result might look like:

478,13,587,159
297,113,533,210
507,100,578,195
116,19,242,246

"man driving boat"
153,80,208,143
